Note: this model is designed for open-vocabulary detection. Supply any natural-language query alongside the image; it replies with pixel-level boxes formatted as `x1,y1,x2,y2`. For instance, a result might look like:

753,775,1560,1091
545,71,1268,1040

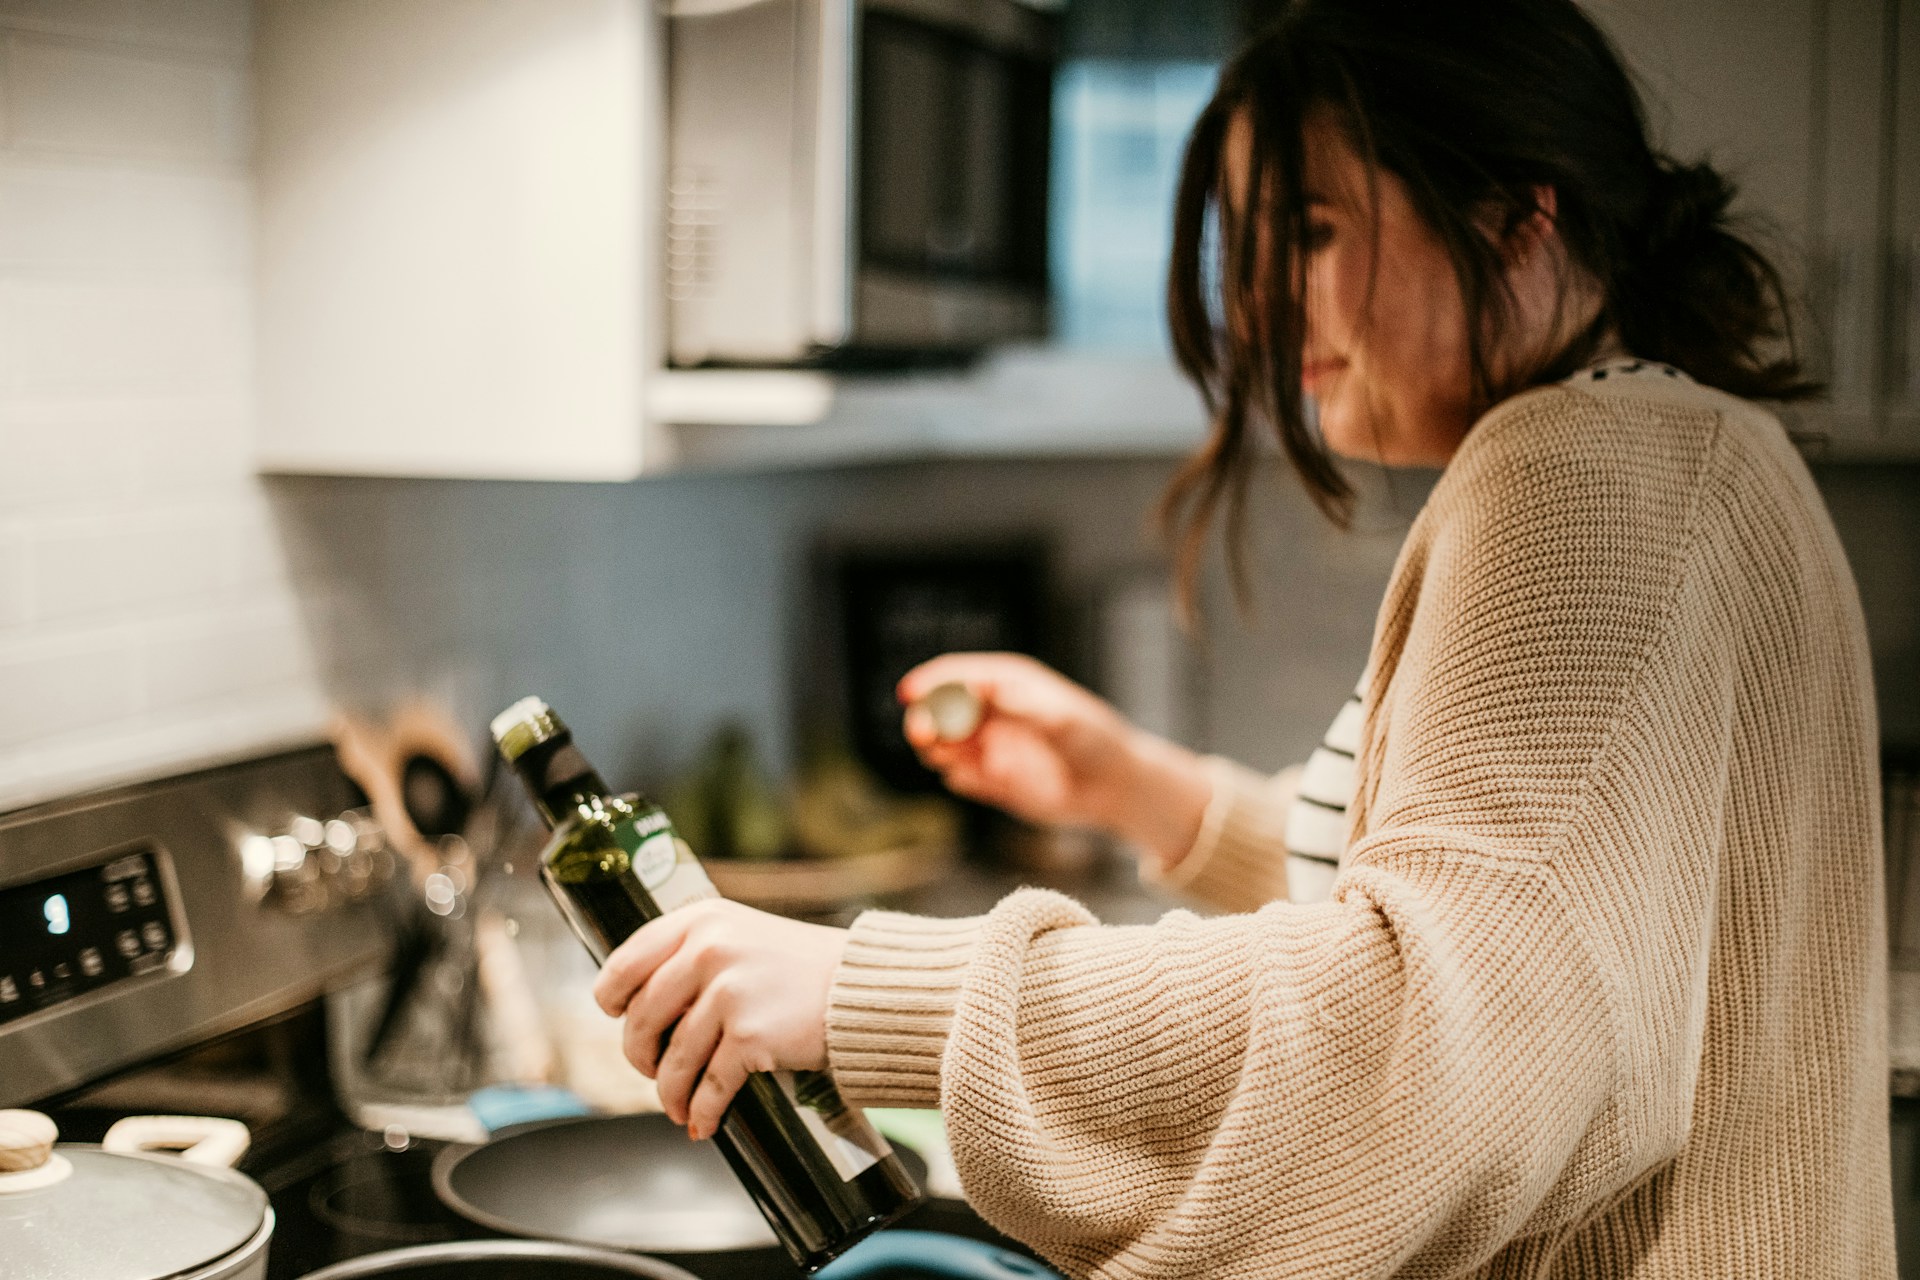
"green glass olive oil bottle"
489,697,922,1271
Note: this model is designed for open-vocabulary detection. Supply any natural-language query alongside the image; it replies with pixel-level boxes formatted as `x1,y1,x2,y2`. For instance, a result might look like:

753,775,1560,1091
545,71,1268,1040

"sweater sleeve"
828,389,1732,1277
1140,757,1301,912
835,864,1623,1279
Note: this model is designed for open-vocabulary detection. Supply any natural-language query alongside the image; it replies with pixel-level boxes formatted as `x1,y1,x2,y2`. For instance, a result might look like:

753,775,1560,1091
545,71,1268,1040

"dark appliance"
833,544,1050,792
667,0,1056,365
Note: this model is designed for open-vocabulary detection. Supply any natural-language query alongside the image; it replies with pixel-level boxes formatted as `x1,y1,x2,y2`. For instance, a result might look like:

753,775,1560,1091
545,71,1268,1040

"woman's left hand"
592,899,849,1140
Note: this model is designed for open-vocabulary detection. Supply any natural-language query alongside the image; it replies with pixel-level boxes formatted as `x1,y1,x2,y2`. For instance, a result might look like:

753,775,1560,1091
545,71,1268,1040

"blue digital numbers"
43,893,71,936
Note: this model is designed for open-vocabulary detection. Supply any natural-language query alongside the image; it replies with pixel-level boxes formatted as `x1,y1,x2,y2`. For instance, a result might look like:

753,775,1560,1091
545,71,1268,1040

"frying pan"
431,1115,1060,1278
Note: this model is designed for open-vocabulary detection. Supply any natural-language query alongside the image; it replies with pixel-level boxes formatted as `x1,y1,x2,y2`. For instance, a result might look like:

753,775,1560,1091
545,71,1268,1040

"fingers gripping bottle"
490,697,922,1270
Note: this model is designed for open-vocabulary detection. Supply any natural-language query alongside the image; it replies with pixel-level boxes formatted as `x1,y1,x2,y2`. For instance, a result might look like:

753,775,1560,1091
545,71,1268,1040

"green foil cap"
490,695,568,763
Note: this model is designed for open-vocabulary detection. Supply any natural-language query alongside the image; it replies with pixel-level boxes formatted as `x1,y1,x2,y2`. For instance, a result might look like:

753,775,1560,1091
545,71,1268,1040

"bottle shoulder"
539,793,670,866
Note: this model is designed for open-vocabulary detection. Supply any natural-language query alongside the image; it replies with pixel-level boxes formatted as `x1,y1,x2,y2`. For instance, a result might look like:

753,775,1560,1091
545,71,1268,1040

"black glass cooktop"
248,1124,1021,1280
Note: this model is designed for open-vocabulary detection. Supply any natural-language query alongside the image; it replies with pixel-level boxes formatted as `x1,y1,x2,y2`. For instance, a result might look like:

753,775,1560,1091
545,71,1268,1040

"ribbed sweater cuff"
1143,757,1299,910
827,909,985,1108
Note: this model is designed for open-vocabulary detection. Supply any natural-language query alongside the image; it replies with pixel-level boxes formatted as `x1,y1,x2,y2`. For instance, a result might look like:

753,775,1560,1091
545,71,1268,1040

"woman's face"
1226,112,1478,468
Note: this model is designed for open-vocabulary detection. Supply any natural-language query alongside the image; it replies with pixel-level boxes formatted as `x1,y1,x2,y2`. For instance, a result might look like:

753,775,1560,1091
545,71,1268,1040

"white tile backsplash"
0,162,250,276
3,33,249,166
0,0,249,61
0,398,252,515
0,409,142,506
0,0,326,811
29,507,231,623
0,685,329,811
142,597,316,711
0,280,250,398
0,531,28,631
126,403,255,496
0,629,141,744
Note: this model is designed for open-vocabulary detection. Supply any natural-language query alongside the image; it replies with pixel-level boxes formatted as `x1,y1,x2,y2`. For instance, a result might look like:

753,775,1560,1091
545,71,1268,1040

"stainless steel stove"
0,744,395,1109
0,745,416,1278
2,746,1024,1280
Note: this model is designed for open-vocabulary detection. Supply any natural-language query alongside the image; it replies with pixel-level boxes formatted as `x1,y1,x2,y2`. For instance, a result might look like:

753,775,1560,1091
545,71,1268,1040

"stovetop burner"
255,1129,474,1279
308,1141,465,1248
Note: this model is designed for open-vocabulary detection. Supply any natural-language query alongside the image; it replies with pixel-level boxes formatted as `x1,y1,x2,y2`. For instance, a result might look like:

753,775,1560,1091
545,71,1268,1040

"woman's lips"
1301,359,1346,393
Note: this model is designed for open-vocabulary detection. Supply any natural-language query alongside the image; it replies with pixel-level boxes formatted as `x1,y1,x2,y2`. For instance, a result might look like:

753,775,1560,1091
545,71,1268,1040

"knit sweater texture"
826,370,1893,1278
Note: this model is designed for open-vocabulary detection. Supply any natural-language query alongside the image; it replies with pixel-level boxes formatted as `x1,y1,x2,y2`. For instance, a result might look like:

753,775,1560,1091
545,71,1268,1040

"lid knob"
0,1110,57,1173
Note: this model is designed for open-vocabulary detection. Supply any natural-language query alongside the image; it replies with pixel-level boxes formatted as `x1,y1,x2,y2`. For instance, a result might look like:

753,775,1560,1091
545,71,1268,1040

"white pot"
0,1111,273,1280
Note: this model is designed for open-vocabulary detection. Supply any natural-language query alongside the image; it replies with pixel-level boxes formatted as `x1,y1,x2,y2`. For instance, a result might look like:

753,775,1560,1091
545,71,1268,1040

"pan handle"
814,1230,1062,1280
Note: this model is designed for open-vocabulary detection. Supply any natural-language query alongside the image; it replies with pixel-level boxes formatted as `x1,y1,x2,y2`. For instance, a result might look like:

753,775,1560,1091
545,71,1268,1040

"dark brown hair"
1160,0,1815,605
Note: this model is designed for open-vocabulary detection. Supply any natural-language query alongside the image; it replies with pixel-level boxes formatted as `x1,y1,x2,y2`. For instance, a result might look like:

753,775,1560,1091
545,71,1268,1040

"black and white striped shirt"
1282,682,1363,903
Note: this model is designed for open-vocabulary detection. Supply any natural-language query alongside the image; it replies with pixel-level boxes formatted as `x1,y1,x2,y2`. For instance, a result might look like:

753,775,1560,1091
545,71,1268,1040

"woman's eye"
1305,221,1334,251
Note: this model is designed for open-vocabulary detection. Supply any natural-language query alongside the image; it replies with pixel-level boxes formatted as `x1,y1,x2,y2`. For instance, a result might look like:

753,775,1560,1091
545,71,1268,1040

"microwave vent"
667,167,723,303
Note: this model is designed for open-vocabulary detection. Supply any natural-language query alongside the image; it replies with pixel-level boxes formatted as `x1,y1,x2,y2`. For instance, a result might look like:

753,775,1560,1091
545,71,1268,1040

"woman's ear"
1503,185,1561,267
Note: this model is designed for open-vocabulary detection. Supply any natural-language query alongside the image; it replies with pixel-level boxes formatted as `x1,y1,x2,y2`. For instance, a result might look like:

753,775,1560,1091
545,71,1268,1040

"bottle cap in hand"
914,682,984,742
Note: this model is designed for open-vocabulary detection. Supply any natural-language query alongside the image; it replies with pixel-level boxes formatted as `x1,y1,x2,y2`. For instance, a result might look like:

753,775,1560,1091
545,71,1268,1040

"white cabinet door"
255,0,666,480
1885,0,1920,451
1812,0,1896,449
1582,0,1820,264
1581,0,1903,453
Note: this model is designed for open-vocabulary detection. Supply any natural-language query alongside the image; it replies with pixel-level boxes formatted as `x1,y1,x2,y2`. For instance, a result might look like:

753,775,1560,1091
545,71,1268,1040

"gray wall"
269,454,1913,800
266,457,1429,794
1817,464,1920,745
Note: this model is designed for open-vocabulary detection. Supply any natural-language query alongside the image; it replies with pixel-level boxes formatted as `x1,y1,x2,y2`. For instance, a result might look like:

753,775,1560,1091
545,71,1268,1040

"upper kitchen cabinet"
252,0,1243,477
255,0,665,479
1812,0,1920,457
1887,0,1920,447
1587,0,1919,458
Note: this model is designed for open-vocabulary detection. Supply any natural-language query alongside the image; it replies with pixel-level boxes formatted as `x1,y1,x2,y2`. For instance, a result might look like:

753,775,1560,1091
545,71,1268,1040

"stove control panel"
0,846,185,1029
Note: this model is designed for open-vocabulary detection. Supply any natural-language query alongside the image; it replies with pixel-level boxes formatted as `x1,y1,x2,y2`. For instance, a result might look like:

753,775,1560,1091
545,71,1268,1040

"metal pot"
0,1111,273,1280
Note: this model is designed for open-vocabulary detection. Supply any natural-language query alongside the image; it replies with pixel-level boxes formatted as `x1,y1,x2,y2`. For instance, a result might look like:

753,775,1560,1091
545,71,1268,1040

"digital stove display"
0,848,179,1027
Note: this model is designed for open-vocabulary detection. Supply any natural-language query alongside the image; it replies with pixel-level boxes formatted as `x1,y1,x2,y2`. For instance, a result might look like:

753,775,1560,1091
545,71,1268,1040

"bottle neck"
510,734,614,828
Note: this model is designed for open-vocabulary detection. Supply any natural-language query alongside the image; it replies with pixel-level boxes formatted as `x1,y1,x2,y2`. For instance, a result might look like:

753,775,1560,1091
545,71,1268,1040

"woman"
593,0,1893,1274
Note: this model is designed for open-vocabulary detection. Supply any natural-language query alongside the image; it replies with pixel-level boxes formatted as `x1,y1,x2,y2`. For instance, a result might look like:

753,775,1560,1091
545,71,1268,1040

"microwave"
666,0,1057,366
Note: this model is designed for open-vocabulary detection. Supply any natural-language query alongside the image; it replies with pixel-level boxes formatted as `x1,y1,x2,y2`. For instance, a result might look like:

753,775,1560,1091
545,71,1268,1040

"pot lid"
0,1146,268,1280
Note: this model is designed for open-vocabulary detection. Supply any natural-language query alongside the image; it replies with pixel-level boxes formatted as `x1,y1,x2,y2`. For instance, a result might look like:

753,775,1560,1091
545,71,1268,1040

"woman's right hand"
897,653,1213,868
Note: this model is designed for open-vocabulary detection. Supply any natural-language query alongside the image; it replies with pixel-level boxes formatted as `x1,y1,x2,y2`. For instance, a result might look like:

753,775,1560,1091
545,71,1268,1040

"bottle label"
616,820,720,915
611,808,892,1181
776,1070,890,1182
633,831,681,890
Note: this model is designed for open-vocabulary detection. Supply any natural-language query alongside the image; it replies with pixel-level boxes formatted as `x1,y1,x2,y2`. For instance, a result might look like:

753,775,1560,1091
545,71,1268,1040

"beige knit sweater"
827,369,1893,1278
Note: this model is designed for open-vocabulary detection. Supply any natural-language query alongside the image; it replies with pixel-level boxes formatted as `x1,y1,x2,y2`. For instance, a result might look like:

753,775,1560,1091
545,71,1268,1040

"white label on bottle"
648,837,721,914
776,1070,890,1181
634,832,679,889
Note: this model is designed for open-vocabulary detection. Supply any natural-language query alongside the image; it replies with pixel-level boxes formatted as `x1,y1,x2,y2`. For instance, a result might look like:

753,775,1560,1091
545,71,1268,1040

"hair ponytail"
1611,158,1814,401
